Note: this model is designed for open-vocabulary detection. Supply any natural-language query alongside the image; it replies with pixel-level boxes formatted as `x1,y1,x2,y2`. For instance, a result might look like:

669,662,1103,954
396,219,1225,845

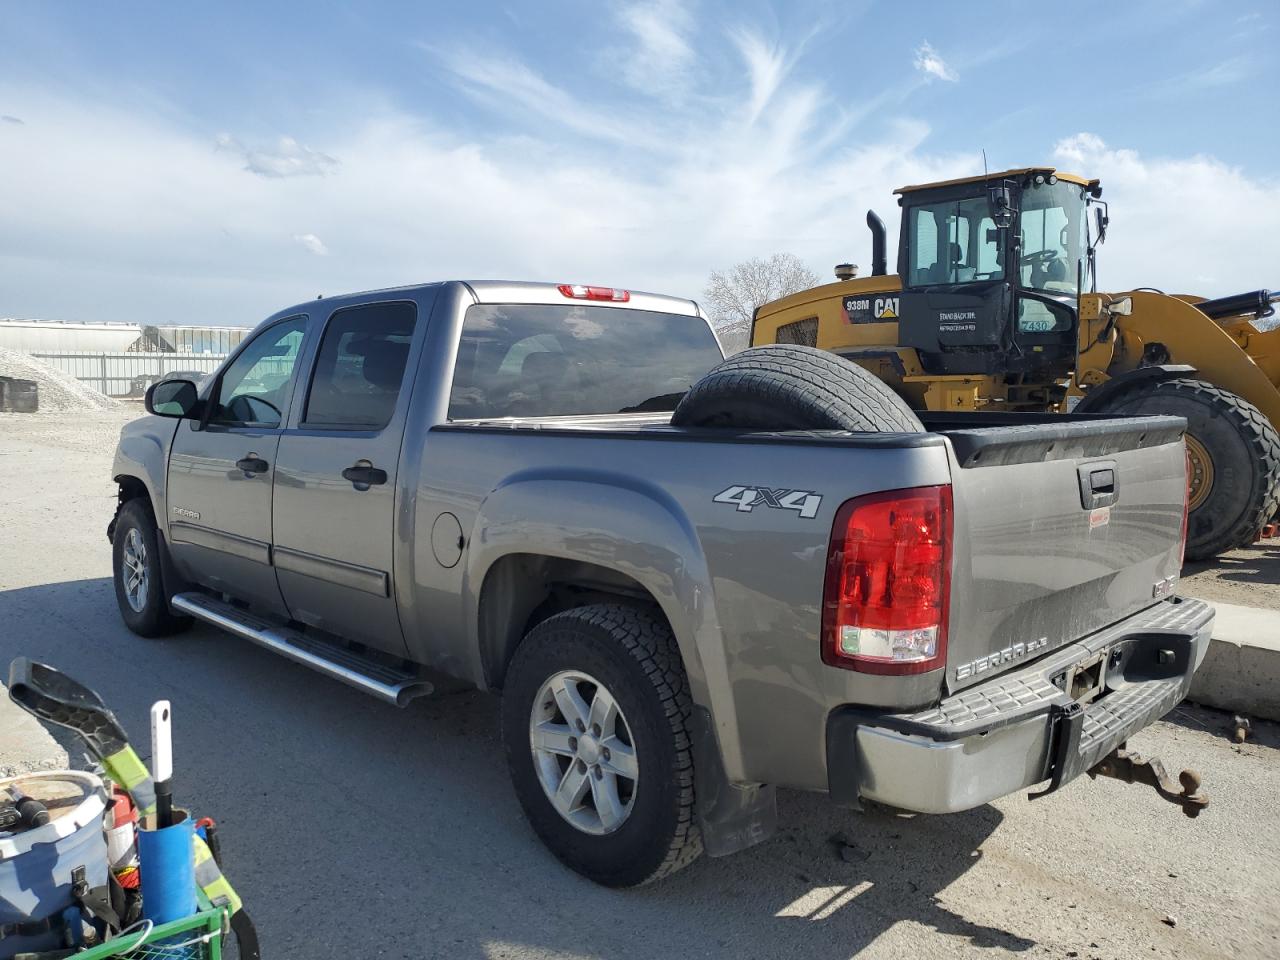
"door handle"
1077,460,1119,510
236,455,269,475
342,461,388,488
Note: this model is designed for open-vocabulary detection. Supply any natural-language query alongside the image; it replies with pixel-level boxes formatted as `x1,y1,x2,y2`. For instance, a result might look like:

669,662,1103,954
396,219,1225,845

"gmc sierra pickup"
110,280,1211,886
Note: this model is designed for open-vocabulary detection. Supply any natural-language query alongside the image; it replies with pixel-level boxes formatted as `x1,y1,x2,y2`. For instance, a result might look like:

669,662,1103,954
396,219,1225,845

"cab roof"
267,280,702,327
463,280,700,315
894,167,1099,195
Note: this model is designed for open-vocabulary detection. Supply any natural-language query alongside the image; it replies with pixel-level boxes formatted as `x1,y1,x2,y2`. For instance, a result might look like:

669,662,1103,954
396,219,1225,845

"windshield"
1019,180,1088,296
449,303,724,420
905,196,1004,287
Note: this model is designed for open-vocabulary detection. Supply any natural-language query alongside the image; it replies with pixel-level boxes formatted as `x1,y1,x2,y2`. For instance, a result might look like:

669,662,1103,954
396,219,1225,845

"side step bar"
170,592,433,707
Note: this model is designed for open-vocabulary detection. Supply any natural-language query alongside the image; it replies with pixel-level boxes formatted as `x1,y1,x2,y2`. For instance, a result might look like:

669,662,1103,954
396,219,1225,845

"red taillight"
822,485,952,675
557,283,630,302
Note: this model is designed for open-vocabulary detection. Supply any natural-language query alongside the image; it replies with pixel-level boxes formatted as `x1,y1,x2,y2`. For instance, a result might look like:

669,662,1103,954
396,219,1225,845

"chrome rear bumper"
826,596,1215,813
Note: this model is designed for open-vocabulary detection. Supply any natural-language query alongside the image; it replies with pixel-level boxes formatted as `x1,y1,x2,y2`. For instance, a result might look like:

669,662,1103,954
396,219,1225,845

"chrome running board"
170,592,432,707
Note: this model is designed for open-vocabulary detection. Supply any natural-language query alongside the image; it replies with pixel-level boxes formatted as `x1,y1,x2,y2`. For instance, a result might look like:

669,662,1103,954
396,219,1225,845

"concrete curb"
1187,601,1280,722
0,682,68,778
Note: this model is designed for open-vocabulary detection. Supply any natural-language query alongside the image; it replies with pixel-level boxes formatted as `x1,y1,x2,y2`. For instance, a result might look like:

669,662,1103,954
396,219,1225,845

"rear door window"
449,304,723,420
304,301,417,430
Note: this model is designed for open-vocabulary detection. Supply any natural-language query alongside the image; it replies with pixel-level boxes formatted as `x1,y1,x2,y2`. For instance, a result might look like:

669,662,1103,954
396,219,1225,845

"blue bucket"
0,771,109,959
138,813,196,926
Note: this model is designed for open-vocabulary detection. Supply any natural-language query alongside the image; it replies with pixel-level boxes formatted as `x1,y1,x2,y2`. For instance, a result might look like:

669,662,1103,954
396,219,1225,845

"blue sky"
3,0,1277,326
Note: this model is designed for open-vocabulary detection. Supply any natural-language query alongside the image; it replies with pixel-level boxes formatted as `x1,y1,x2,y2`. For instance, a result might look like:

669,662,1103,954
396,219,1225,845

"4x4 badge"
713,485,823,519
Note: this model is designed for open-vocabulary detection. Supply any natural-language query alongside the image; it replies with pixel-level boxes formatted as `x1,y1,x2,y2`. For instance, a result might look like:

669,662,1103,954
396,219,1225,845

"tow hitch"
1089,745,1208,818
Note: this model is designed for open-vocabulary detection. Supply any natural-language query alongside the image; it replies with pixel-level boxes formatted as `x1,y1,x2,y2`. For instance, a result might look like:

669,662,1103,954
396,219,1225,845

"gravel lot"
1181,545,1280,610
2,409,1278,960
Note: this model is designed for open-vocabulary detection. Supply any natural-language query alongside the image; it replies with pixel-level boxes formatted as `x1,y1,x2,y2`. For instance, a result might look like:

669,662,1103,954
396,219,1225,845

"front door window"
210,317,307,428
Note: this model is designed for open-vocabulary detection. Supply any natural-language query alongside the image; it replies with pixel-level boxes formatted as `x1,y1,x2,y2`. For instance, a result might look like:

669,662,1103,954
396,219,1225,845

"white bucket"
0,770,109,958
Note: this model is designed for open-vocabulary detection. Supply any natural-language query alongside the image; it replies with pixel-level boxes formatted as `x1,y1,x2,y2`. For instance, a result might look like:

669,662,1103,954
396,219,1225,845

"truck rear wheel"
500,604,702,886
1100,378,1280,559
111,499,191,637
671,344,925,433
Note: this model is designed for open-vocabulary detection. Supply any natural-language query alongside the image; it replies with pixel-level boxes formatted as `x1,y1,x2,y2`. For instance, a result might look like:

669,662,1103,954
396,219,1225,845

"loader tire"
1100,378,1280,560
671,344,925,433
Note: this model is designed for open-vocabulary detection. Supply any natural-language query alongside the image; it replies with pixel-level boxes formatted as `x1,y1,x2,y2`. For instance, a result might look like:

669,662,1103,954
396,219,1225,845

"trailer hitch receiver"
1088,745,1208,818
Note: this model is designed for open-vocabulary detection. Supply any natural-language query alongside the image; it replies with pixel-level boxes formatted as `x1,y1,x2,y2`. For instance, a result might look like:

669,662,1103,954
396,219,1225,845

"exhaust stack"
867,210,887,277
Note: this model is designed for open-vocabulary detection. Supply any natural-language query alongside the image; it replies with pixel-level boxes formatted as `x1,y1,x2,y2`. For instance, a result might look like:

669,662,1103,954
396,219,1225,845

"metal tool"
1089,746,1209,818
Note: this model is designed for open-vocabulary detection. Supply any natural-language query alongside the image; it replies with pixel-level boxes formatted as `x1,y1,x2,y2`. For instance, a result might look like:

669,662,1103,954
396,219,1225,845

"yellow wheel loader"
751,168,1280,560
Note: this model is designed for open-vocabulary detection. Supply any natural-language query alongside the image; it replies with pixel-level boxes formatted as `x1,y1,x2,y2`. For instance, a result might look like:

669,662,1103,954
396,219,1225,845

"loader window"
1019,181,1088,296
907,197,1004,287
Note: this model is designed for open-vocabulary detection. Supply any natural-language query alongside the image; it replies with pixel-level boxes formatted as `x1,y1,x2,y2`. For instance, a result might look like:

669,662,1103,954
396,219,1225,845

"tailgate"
935,414,1187,693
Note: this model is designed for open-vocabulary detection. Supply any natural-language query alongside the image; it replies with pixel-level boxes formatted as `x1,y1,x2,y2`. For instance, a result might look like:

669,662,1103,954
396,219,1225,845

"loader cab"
892,168,1096,378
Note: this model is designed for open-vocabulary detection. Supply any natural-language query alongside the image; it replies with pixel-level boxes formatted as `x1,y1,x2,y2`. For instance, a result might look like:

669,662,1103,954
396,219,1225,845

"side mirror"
988,184,1014,229
1094,205,1109,244
145,379,200,419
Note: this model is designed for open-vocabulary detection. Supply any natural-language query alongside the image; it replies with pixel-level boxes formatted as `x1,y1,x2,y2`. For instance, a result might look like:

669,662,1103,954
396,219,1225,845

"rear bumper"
825,596,1215,814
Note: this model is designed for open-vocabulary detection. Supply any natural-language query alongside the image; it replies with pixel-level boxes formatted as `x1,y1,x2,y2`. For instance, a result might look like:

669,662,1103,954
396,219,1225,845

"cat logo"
844,294,901,325
874,296,899,320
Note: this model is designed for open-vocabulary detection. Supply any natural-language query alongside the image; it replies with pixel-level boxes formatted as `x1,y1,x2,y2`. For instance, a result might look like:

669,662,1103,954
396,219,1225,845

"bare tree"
703,253,822,353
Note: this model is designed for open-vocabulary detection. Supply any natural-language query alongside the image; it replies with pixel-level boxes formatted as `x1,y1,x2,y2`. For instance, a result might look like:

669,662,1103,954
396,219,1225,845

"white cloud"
731,29,793,121
1054,133,1280,302
428,45,656,148
914,41,957,82
0,78,975,325
293,233,329,256
1132,55,1254,100
1,63,1275,331
615,0,696,102
215,133,338,178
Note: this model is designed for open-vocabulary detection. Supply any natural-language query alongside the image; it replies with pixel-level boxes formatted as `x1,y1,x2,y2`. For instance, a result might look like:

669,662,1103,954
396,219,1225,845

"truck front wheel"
111,499,191,637
500,604,703,886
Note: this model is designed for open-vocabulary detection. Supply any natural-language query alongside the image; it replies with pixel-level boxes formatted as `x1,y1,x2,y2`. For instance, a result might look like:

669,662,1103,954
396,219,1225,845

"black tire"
112,499,191,637
671,343,925,433
1100,378,1280,560
501,604,702,886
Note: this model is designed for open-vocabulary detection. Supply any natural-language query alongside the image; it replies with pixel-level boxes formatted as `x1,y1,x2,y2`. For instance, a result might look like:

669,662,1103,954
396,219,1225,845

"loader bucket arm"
1103,291,1280,430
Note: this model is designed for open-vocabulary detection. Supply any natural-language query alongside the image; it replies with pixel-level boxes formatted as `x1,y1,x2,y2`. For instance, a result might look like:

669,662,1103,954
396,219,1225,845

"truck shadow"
1183,542,1280,586
0,578,1035,959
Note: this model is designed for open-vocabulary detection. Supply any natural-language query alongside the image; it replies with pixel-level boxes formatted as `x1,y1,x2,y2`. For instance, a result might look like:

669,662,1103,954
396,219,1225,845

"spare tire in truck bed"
671,344,925,433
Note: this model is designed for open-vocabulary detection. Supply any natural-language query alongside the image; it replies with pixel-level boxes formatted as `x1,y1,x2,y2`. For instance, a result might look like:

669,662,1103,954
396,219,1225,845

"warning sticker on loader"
842,295,900,324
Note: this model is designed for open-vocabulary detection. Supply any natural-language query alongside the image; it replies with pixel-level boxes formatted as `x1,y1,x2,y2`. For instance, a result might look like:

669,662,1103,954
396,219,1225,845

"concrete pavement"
0,682,67,778
1189,601,1280,721
2,410,1279,959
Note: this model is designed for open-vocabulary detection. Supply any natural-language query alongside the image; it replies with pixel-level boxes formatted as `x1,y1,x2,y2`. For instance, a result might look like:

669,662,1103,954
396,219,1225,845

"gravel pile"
0,347,118,411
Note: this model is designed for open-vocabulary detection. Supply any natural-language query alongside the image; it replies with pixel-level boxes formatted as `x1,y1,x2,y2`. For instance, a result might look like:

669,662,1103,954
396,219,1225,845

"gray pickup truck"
110,280,1212,886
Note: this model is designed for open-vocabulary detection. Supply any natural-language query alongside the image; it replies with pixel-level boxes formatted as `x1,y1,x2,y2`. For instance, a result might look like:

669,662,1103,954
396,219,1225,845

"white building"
0,318,253,354
0,318,255,397
0,318,143,353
